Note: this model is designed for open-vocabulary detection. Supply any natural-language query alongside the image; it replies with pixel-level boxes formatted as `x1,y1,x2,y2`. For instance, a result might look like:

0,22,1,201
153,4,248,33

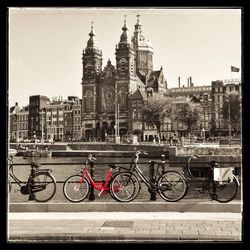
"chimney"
187,78,189,87
178,77,180,88
190,76,192,87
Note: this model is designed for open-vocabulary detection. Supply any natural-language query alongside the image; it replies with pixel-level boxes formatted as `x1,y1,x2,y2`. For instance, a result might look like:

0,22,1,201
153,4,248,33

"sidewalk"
8,212,242,242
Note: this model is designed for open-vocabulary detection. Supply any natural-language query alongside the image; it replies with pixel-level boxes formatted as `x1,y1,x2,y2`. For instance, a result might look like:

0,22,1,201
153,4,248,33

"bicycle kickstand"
98,188,104,197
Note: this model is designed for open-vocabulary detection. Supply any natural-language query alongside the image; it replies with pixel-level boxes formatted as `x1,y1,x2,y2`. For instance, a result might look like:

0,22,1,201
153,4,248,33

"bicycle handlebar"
134,150,148,157
86,154,97,164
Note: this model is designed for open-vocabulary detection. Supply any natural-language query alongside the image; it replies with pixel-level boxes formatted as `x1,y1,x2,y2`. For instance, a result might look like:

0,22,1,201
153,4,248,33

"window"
120,58,127,74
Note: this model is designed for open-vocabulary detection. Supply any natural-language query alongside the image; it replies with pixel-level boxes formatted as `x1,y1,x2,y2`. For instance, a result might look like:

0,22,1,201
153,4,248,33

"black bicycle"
109,151,187,202
8,155,56,202
182,155,240,203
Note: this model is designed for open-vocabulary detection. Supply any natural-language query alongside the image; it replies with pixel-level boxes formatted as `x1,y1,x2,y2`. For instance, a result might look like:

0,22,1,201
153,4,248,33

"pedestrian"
169,134,173,146
173,133,177,145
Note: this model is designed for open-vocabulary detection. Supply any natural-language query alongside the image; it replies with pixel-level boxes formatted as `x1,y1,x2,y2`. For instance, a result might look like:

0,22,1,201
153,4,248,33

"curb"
9,200,242,213
9,234,241,242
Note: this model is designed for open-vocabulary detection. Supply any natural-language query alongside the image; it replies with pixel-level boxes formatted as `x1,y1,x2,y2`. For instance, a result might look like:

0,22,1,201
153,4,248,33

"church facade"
81,16,167,142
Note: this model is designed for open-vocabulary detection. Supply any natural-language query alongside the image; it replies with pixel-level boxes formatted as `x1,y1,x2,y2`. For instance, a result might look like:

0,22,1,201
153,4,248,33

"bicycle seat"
208,161,218,168
31,162,41,168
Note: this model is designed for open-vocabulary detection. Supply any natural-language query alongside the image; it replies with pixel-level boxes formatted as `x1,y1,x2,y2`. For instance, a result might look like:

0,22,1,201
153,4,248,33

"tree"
176,102,202,135
222,94,241,135
142,93,175,137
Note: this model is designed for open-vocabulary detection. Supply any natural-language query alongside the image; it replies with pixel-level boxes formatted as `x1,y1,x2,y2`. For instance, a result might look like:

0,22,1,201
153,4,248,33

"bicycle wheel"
110,172,141,202
157,170,188,202
63,175,90,202
209,175,239,203
28,172,56,202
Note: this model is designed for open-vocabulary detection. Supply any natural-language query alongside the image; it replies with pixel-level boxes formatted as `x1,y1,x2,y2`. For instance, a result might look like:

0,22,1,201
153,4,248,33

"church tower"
131,15,153,78
115,16,137,96
81,22,102,140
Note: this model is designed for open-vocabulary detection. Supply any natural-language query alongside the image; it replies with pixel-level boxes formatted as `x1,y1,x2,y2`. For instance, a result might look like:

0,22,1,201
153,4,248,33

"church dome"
131,15,153,52
137,33,152,48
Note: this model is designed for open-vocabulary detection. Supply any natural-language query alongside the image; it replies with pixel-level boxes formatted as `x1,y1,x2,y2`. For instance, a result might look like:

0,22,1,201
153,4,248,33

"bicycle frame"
183,156,220,193
9,163,30,189
128,162,158,192
9,159,53,190
79,165,114,196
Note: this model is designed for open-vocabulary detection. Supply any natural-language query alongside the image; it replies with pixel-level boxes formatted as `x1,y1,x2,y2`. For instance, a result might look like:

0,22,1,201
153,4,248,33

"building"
43,97,65,141
9,102,21,142
165,79,213,139
81,16,167,141
17,105,29,141
28,95,50,140
211,79,241,137
70,96,82,141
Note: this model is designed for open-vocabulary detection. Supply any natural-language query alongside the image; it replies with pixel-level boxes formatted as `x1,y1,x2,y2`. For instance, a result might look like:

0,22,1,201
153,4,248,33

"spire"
136,14,140,25
89,21,95,37
122,15,128,32
86,21,100,52
118,15,130,45
134,14,142,33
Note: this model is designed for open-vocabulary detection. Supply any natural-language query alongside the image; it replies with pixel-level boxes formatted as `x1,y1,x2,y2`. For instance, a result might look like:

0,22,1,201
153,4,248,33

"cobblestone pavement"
8,212,242,242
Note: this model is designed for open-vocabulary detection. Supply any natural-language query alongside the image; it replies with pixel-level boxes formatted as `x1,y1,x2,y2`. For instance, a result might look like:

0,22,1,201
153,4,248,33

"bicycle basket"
213,167,234,182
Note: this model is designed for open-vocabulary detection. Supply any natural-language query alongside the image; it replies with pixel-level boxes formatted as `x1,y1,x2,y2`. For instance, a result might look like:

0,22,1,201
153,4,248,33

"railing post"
88,160,95,200
28,163,36,201
149,160,157,201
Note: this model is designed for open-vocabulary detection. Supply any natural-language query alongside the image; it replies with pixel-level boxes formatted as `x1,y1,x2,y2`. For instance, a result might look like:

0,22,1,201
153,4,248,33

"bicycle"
182,154,240,203
8,155,56,202
109,151,188,202
63,154,137,202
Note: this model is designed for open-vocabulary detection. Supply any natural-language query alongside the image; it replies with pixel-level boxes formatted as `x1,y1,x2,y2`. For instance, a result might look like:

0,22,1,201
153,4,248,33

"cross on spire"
136,14,140,24
122,14,128,32
89,21,95,37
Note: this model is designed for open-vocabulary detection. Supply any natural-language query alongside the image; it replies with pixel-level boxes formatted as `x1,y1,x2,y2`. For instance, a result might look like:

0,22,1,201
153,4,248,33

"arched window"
101,87,115,113
120,58,127,74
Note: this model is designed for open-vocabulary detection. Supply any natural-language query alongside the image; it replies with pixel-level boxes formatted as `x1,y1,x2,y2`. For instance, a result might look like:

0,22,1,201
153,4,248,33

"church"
81,15,168,142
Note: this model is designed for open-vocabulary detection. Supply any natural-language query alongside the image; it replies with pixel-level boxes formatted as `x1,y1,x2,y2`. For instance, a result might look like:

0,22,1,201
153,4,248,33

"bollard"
149,160,157,201
160,154,166,174
88,160,95,201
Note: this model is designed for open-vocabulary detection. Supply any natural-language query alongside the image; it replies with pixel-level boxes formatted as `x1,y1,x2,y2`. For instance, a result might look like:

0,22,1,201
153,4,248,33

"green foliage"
142,94,175,132
222,94,241,130
176,102,202,133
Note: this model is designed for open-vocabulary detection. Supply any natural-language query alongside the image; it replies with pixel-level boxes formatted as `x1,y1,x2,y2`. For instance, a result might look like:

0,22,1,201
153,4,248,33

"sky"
9,7,242,107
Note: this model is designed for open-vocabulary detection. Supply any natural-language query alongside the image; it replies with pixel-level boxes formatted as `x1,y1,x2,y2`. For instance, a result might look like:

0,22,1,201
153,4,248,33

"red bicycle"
63,154,136,202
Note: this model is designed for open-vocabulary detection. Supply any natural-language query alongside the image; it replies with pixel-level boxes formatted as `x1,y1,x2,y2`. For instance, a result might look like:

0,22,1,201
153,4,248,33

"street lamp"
115,85,121,144
40,109,45,144
226,98,231,139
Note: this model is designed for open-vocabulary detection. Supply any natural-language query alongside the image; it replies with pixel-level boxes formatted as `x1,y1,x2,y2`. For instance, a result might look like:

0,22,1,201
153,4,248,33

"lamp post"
115,84,120,144
40,109,44,144
226,98,231,138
